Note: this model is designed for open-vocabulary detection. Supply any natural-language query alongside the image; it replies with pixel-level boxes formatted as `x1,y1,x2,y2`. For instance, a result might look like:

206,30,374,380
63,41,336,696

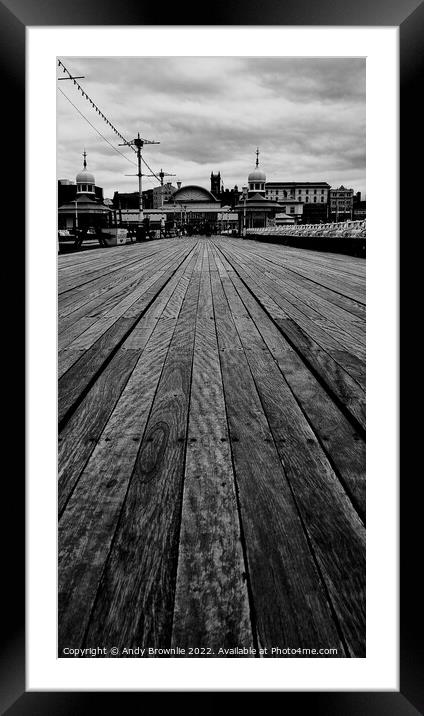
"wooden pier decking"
58,237,366,658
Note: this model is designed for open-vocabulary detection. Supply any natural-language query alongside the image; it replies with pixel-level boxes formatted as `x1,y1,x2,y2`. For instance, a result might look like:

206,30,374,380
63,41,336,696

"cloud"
57,57,365,197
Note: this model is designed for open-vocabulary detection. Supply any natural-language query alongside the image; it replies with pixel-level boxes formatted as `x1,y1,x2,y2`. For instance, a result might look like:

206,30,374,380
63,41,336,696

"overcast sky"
57,57,365,199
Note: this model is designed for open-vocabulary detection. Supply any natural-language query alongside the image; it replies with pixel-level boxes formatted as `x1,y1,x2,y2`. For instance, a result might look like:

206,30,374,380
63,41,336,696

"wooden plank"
213,246,365,656
223,238,365,304
59,248,186,360
212,238,366,320
58,316,98,352
80,247,203,650
250,259,366,352
216,243,365,431
247,260,366,387
225,271,366,518
58,247,200,516
59,256,150,317
274,268,366,334
58,246,194,425
59,243,187,324
209,249,345,655
58,236,366,658
58,246,202,651
277,267,366,319
219,242,366,375
58,242,170,295
58,347,140,515
172,245,254,653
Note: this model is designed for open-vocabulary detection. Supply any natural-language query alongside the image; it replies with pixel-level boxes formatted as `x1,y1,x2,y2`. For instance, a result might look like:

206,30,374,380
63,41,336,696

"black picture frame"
1,0,418,711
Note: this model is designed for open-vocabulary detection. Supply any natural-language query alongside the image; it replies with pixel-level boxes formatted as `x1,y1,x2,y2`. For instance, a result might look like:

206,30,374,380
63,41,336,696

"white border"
27,26,399,691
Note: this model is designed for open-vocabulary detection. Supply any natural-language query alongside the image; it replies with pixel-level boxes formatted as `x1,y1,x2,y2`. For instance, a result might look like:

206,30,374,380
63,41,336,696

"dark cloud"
57,57,365,197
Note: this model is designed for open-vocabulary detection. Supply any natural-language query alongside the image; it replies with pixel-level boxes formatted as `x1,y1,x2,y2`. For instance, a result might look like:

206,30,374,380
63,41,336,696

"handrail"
245,219,366,239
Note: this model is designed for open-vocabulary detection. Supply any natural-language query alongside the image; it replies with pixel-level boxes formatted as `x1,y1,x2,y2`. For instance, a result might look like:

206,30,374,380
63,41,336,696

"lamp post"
242,185,248,237
119,131,160,226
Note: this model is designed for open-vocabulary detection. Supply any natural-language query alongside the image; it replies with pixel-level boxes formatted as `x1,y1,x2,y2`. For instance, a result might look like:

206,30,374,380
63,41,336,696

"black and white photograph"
0,0,416,704
57,56,366,659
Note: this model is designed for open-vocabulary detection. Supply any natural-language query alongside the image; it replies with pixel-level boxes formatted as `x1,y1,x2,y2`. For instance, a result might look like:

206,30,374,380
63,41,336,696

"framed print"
1,0,418,711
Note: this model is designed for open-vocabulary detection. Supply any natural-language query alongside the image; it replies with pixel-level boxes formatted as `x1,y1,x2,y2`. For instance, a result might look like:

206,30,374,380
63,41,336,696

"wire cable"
58,61,160,188
140,153,161,182
57,59,136,152
57,86,137,166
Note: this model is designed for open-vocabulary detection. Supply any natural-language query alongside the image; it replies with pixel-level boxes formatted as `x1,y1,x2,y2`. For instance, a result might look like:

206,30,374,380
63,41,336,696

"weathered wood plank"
209,249,345,655
81,248,203,650
172,246,254,654
58,246,202,651
225,271,366,518
58,243,188,325
216,244,365,431
58,246,194,425
58,236,366,657
221,238,365,304
58,248,200,516
219,242,366,382
213,246,365,656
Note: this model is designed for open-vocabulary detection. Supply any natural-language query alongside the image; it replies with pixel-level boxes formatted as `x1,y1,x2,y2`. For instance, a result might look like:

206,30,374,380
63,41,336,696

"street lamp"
242,185,248,238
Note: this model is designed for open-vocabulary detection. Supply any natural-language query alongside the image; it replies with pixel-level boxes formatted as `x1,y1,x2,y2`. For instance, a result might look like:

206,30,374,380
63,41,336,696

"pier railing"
245,219,366,239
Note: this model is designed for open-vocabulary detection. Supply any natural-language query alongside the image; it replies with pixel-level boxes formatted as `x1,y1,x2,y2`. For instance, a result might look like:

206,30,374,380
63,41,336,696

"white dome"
76,168,95,185
248,167,266,182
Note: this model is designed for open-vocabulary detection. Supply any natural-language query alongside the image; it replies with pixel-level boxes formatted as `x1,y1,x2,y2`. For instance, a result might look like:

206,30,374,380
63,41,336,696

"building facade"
265,181,329,223
113,190,153,212
113,182,177,213
220,186,241,208
166,184,222,232
353,191,366,220
210,171,241,208
329,185,354,220
153,182,176,209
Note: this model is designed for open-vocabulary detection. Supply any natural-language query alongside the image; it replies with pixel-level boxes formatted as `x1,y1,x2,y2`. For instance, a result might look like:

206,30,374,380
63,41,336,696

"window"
306,197,309,202
314,189,317,194
321,189,324,194
306,189,309,194
321,197,324,202
298,189,301,194
290,207,295,214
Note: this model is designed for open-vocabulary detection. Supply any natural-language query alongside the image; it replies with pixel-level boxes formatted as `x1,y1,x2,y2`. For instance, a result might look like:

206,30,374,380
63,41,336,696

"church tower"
210,171,222,198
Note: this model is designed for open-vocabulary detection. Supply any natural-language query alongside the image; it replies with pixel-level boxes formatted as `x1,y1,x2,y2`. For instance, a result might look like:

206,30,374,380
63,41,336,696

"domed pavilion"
58,151,112,231
235,149,283,232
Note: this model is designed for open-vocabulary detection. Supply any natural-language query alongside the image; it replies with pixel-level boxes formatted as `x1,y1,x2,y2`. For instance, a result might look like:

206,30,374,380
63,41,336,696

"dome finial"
248,148,266,194
76,150,95,192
